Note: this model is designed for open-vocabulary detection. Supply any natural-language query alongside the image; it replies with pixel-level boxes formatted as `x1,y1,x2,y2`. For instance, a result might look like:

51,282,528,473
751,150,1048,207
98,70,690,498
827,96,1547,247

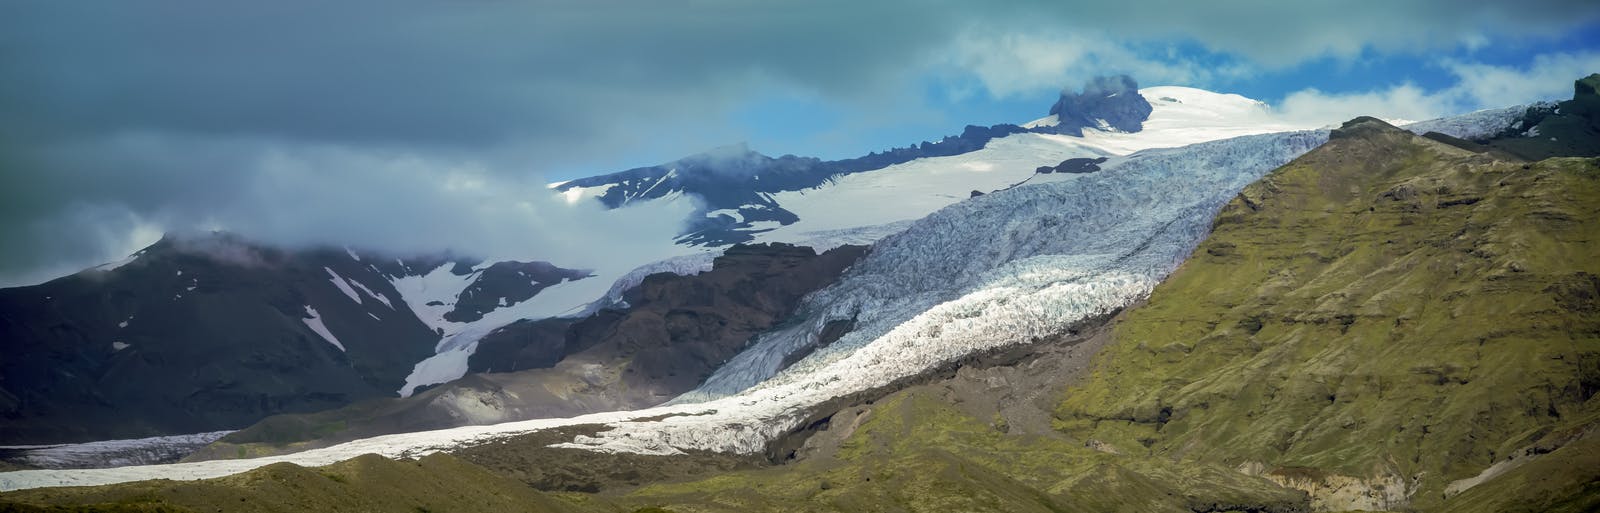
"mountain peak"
1328,115,1405,140
1044,75,1154,136
1575,73,1600,99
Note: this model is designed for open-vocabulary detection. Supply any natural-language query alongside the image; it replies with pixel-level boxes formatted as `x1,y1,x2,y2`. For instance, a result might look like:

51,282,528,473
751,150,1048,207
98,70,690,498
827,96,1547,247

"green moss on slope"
1055,118,1600,510
620,389,1306,513
1435,409,1600,513
0,453,596,513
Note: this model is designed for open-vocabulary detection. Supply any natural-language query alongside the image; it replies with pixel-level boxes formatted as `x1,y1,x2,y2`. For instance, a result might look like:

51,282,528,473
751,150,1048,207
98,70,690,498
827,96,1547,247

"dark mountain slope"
0,235,435,444
1450,73,1600,161
0,234,585,445
186,243,867,460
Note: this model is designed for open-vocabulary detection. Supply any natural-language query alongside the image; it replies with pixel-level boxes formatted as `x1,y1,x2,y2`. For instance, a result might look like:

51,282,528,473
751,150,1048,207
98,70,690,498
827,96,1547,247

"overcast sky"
2,1,1598,286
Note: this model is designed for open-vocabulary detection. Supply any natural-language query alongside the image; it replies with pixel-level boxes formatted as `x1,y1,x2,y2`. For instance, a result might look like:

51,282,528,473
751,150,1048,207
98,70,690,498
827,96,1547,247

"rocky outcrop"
1453,73,1600,160
1036,156,1109,174
1043,75,1153,136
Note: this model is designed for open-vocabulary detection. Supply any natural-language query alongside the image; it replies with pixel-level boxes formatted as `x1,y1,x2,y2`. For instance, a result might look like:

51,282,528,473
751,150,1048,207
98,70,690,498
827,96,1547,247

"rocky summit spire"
1045,75,1154,137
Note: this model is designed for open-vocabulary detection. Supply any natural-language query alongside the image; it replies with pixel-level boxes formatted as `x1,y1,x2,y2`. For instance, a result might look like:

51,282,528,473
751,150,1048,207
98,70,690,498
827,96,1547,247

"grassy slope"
617,390,1305,513
1,390,1306,513
1054,119,1600,510
0,453,596,513
1438,412,1600,513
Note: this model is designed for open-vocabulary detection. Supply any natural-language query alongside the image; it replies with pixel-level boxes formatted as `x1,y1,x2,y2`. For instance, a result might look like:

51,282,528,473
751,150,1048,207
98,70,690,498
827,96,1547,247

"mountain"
182,243,867,460
0,99,1344,483
1,74,1579,487
551,77,1301,250
0,77,1316,452
1054,116,1600,511
184,83,1337,460
7,106,1595,511
0,234,589,445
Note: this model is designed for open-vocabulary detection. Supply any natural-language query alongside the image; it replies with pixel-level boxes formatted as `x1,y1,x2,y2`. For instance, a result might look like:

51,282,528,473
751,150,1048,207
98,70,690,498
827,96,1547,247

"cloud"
1445,52,1600,108
940,31,1233,99
1275,84,1455,126
1,1,1597,286
1271,50,1600,126
979,1,1600,67
0,132,694,287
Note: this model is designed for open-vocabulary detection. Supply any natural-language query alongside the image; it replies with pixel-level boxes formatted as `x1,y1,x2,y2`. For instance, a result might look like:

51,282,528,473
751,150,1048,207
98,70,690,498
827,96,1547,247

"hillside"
0,235,447,445
1055,117,1600,510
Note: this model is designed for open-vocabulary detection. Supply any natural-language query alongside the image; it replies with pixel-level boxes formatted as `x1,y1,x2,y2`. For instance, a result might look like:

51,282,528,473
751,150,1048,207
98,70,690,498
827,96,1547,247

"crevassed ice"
556,129,1328,455
1402,103,1545,140
682,129,1327,403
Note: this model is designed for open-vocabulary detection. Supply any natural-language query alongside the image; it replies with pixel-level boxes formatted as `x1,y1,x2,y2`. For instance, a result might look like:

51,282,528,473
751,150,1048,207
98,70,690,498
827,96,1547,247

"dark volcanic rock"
467,317,576,374
0,234,442,444
0,233,586,446
1039,157,1109,174
1044,75,1154,136
443,262,592,323
1470,73,1600,160
192,243,869,459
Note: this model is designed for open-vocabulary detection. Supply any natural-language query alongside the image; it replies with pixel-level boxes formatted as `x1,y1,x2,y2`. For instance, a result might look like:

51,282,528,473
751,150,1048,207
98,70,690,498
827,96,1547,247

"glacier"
0,99,1528,492
0,127,1328,490
0,431,233,470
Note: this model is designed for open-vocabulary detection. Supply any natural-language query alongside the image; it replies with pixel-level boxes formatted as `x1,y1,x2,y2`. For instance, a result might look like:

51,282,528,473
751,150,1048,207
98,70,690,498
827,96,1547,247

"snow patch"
324,267,362,304
705,208,745,223
396,276,622,397
346,278,393,309
92,253,139,273
389,263,476,336
1021,114,1059,128
301,306,345,352
110,342,129,352
398,342,478,397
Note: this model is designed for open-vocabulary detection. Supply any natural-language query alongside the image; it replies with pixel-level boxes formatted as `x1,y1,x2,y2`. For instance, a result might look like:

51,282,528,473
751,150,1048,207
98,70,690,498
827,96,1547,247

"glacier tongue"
556,129,1330,455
